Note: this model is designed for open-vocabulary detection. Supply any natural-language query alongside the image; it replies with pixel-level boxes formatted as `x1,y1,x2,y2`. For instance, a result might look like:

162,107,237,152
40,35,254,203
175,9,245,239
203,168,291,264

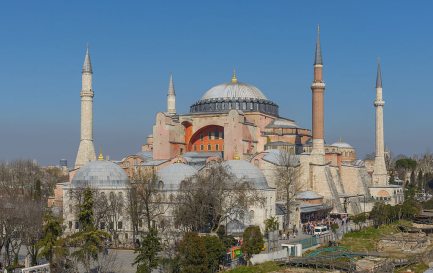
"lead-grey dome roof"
331,141,353,149
223,160,270,189
157,163,198,190
201,82,268,100
72,160,129,188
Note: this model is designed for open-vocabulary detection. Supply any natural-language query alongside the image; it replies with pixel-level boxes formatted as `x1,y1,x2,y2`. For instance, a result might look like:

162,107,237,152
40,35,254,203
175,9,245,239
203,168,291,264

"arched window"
249,210,255,221
239,211,245,221
158,181,164,190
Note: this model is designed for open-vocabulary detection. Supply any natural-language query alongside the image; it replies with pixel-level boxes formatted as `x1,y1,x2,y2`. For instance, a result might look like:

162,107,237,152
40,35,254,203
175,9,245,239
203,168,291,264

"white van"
313,225,330,236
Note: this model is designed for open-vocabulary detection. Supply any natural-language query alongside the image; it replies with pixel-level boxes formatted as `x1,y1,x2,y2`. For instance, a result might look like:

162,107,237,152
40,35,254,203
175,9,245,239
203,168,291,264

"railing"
21,264,50,273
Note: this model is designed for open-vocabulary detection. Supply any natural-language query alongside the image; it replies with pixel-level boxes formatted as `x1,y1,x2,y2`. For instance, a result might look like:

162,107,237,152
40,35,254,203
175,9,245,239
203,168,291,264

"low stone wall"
377,232,430,253
250,249,288,265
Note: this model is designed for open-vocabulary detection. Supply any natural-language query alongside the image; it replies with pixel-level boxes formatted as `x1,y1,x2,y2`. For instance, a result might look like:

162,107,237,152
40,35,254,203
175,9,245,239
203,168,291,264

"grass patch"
227,261,279,273
339,220,412,252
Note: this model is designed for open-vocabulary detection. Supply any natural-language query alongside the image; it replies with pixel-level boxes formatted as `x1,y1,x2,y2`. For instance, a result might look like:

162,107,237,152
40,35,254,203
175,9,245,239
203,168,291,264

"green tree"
38,212,66,269
68,187,111,272
241,226,264,264
133,228,162,273
264,217,279,234
203,236,225,273
177,232,208,273
352,213,367,230
78,187,95,231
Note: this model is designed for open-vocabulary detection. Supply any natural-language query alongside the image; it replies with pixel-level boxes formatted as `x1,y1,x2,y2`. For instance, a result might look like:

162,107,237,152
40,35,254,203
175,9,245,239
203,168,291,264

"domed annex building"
49,28,405,243
63,158,132,242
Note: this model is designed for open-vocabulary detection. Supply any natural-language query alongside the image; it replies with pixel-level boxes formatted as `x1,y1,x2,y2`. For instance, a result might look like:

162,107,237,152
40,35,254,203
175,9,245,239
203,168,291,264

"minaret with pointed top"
167,74,176,115
310,25,326,161
372,61,387,184
75,46,96,168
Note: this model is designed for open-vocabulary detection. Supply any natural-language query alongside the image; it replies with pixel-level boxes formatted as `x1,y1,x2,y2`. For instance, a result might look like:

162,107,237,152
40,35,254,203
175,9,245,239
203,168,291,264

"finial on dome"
233,147,240,160
98,148,104,161
339,136,343,143
231,69,238,84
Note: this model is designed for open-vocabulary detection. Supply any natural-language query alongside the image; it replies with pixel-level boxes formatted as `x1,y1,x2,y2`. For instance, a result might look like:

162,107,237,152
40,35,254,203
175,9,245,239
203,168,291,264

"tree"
177,232,208,273
68,187,111,272
264,217,279,234
202,236,225,273
274,151,302,232
395,158,417,183
242,226,264,264
352,213,367,230
174,164,263,233
38,212,68,271
129,169,167,238
133,228,162,273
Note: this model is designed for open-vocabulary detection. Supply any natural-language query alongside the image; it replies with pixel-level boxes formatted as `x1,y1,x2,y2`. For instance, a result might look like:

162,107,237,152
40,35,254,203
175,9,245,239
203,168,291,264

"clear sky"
0,1,431,166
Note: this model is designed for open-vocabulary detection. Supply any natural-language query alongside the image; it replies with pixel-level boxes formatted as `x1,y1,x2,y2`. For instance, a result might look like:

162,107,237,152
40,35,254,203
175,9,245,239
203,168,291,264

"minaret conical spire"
168,74,175,95
376,60,382,88
82,45,93,74
314,25,323,65
167,73,176,115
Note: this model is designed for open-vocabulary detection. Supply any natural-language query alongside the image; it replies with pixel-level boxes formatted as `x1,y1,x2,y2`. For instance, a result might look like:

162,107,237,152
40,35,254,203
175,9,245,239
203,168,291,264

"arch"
249,210,255,221
187,125,224,152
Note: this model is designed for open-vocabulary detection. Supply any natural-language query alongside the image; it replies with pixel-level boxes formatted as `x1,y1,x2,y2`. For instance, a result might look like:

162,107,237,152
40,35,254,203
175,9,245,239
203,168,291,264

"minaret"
372,61,388,184
167,74,176,115
75,46,96,168
310,25,326,161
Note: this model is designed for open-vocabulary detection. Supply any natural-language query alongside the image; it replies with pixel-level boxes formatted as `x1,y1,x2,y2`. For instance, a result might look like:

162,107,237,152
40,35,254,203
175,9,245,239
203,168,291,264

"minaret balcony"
374,100,385,107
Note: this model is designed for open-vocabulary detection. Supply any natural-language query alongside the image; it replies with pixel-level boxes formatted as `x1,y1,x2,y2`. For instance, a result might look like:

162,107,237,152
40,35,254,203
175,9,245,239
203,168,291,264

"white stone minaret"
372,62,388,184
75,47,96,168
167,74,176,115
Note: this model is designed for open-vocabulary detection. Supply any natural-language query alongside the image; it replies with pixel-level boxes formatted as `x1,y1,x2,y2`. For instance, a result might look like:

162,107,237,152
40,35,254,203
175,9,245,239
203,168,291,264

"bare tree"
274,151,302,232
129,169,167,235
174,163,263,233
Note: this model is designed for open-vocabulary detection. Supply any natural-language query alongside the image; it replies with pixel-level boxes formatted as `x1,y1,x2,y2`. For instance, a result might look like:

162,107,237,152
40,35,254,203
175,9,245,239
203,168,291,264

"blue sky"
0,1,431,166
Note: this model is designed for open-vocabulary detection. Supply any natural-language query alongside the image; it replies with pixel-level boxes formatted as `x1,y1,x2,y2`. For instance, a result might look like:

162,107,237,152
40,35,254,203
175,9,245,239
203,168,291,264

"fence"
21,264,50,273
298,236,319,249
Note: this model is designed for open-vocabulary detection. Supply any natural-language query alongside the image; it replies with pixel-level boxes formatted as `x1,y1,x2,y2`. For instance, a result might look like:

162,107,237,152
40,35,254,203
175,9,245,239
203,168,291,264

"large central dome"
201,82,268,100
190,72,279,116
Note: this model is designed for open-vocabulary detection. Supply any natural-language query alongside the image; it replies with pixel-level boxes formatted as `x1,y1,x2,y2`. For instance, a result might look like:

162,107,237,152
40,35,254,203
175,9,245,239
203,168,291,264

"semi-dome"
157,163,198,190
190,72,279,116
72,160,129,188
223,160,270,189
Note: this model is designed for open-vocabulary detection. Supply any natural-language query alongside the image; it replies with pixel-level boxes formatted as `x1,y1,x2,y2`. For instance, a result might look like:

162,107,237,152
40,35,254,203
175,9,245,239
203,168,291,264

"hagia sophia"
49,27,404,243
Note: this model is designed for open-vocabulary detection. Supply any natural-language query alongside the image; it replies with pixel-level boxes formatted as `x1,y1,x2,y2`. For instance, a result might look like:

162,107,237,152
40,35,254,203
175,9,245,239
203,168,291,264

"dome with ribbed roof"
223,160,270,189
201,82,267,101
190,73,279,116
72,160,129,188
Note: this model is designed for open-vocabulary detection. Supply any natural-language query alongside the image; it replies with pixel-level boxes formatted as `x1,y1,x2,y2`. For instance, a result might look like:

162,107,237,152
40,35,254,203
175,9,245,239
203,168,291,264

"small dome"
201,82,268,101
72,160,129,188
135,151,153,161
331,141,353,149
296,191,323,200
223,160,269,189
157,163,198,190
